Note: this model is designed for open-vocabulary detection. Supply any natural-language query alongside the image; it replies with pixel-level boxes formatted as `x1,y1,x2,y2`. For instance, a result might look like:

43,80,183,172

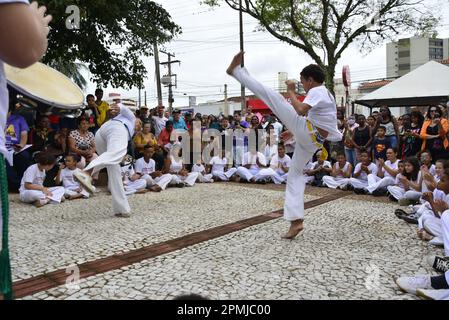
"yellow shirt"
133,132,158,154
96,101,110,127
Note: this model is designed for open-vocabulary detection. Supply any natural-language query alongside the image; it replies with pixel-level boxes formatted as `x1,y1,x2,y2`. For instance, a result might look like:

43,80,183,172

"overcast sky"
83,0,449,107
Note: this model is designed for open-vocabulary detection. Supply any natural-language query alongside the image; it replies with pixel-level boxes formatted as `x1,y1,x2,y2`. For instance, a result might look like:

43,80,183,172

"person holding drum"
0,1,52,163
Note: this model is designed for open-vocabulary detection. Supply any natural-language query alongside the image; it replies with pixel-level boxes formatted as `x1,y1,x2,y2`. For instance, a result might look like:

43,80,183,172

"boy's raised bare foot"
282,220,304,240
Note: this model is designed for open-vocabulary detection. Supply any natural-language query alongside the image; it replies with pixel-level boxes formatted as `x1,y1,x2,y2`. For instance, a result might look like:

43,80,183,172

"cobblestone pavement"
8,184,444,300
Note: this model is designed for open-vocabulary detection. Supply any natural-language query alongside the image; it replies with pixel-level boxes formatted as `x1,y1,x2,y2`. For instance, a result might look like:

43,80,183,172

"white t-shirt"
61,167,82,190
270,154,292,170
335,162,351,178
121,165,136,185
210,156,228,174
153,116,167,137
192,164,206,173
264,144,278,163
134,158,156,175
304,161,315,175
19,164,45,193
243,152,267,170
354,162,378,181
395,173,406,189
312,161,332,171
303,85,342,142
382,160,399,179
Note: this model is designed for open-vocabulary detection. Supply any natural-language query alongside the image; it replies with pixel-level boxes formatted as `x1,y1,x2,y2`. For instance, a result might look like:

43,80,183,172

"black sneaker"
427,256,449,273
372,187,388,197
354,188,366,195
388,194,398,202
402,212,419,224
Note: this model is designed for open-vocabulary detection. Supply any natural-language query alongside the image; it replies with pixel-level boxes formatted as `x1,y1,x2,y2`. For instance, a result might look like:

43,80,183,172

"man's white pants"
386,186,422,201
322,176,350,189
123,179,147,195
142,174,173,190
272,169,288,185
196,173,214,183
365,175,395,194
20,186,65,204
170,172,199,187
236,167,276,182
84,121,130,215
232,65,318,221
349,177,369,189
64,187,90,199
212,168,237,181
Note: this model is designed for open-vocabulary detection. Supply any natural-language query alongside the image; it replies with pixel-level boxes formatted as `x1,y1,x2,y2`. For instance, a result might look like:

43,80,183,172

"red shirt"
158,129,177,146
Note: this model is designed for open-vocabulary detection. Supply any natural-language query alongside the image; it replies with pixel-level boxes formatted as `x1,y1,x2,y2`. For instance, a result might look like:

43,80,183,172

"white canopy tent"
355,61,449,109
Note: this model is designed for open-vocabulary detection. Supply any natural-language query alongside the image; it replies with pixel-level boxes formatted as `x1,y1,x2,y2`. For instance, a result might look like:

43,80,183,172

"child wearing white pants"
166,146,199,187
349,150,377,191
387,157,422,204
227,52,342,239
322,153,352,189
192,162,214,183
209,152,237,181
365,149,399,194
56,154,89,200
270,144,291,185
121,163,147,195
19,154,65,207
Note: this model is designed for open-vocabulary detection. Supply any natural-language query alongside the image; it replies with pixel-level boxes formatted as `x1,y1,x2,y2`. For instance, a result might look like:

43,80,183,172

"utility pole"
224,84,229,116
160,51,180,113
239,0,246,113
144,91,147,107
153,43,163,106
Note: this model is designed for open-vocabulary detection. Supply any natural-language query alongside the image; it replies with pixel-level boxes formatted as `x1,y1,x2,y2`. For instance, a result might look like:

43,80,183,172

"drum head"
5,62,84,110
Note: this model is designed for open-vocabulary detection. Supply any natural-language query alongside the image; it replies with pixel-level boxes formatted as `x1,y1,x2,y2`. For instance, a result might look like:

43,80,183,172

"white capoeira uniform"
134,157,173,190
19,164,65,204
60,167,90,198
121,165,147,195
349,162,378,190
236,151,277,182
191,164,214,183
209,156,237,181
387,172,422,202
270,154,292,185
168,156,199,187
322,161,351,189
230,66,342,221
417,189,449,246
365,160,399,194
264,144,278,165
84,103,135,215
303,161,315,185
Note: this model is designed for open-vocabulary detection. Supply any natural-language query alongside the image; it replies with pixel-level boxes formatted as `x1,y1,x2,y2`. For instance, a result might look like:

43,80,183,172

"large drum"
5,62,85,117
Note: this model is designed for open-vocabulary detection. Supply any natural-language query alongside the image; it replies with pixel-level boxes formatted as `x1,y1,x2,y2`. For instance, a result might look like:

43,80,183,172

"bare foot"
282,220,304,240
150,185,162,192
421,230,434,242
135,189,148,194
68,194,83,200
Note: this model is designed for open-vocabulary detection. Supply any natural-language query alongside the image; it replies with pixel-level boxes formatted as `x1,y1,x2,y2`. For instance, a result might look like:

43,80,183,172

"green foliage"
41,0,181,89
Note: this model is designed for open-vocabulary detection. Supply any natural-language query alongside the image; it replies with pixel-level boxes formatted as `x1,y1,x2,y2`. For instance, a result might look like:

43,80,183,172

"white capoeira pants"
141,174,173,190
231,66,318,222
170,172,199,187
123,179,147,195
212,168,237,181
304,175,315,185
196,173,214,183
84,121,130,215
349,177,369,189
272,169,288,185
236,167,276,182
386,186,422,201
322,176,350,189
365,175,395,194
64,187,90,199
20,186,65,204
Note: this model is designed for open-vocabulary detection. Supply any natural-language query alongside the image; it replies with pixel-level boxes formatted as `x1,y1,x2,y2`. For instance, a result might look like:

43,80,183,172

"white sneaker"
395,276,432,295
73,171,96,194
416,288,449,300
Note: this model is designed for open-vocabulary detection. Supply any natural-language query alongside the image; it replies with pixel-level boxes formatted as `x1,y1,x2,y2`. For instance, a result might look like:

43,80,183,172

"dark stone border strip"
5,191,347,300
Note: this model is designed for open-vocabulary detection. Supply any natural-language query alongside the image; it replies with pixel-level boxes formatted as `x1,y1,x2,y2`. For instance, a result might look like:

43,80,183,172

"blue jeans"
386,135,398,149
345,147,356,169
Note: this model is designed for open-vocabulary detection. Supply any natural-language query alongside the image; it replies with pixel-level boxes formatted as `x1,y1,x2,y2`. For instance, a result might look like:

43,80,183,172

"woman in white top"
349,150,378,193
322,153,352,190
365,148,399,195
165,143,199,187
387,157,423,205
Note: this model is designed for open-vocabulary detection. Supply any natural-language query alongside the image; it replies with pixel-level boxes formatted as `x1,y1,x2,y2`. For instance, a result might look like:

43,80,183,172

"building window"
429,39,443,47
398,51,410,58
399,63,410,70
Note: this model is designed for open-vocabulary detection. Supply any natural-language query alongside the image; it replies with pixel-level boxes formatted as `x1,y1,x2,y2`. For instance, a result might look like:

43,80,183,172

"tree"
41,0,181,89
203,0,439,94
48,59,88,89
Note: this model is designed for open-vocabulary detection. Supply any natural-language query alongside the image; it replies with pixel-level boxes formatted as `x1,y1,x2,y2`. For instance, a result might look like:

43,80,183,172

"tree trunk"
323,64,336,97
